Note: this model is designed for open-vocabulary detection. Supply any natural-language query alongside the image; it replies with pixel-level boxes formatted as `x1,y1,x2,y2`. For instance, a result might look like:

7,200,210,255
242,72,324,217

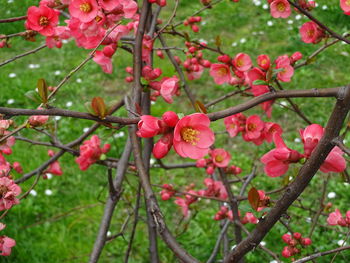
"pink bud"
13,162,23,174
162,111,179,127
293,232,302,240
282,234,292,244
301,237,312,246
196,158,207,168
217,54,231,63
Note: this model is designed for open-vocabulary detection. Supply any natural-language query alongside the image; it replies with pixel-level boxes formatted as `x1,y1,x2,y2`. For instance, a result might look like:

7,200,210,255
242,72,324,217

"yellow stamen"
39,16,49,26
80,2,92,13
181,127,200,145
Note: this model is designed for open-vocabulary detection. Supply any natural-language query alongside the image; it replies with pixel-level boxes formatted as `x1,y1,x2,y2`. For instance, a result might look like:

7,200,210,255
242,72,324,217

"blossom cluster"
224,113,283,145
196,148,242,175
327,209,350,227
75,135,110,170
261,124,346,177
281,232,312,258
137,112,214,160
183,16,202,33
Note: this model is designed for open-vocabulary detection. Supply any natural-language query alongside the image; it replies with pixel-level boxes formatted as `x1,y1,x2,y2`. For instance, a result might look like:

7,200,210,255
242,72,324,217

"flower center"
261,59,267,66
80,2,92,13
347,0,350,6
0,186,8,197
215,155,224,163
181,127,200,145
247,123,256,131
277,2,286,12
236,59,243,67
218,67,228,77
39,16,49,26
307,29,315,37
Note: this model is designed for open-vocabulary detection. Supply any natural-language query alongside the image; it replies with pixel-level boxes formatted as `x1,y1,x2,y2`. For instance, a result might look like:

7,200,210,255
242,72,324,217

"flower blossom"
173,113,215,159
75,135,110,170
26,5,59,36
0,177,21,211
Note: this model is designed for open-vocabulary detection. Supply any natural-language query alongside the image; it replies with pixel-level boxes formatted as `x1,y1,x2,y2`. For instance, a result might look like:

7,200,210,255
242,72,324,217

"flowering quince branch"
2,0,350,261
224,86,350,262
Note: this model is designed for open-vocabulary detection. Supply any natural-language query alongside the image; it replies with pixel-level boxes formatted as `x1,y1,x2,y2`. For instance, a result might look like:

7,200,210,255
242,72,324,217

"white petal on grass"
8,73,16,78
267,21,273,26
262,3,269,9
55,116,62,121
7,99,15,105
83,127,90,133
322,5,328,10
240,38,247,44
327,192,336,199
30,190,37,196
46,173,53,180
66,101,73,107
76,78,82,83
295,14,302,20
294,138,301,143
54,70,61,75
287,20,294,24
45,189,53,196
338,240,346,246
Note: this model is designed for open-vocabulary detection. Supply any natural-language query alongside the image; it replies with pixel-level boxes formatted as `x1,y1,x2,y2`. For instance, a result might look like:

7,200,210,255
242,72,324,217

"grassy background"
1,0,350,262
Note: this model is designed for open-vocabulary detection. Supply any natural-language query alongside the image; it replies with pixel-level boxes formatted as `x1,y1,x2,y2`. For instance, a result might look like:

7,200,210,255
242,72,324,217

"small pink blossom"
160,76,179,104
153,133,173,159
0,224,15,256
300,21,325,44
0,177,21,211
45,150,63,176
26,5,59,36
75,135,110,170
173,113,215,159
210,148,231,168
209,64,231,85
224,113,246,138
327,209,343,226
244,115,265,140
233,53,252,72
275,55,294,82
340,0,350,15
257,54,271,70
137,115,161,138
270,0,291,18
69,0,99,23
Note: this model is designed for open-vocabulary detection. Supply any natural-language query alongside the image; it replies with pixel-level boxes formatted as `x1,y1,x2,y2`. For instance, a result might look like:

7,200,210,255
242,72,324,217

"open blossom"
93,48,114,74
244,115,264,141
210,64,231,85
0,224,15,256
261,133,303,177
0,177,21,211
257,54,270,70
160,76,179,104
0,132,15,155
241,212,258,224
26,5,59,36
69,0,99,23
224,113,246,137
75,135,110,170
300,21,325,44
173,113,214,159
233,53,252,72
210,148,231,168
46,26,71,48
0,154,10,177
300,124,346,173
28,108,49,127
270,0,291,18
340,0,350,15
45,150,63,176
275,55,294,82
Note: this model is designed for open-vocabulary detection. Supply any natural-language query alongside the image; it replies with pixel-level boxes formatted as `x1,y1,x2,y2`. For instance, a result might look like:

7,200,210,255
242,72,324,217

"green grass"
1,0,350,262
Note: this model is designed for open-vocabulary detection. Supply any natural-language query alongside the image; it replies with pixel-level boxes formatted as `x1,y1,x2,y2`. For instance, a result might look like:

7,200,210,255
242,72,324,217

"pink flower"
160,76,179,104
327,209,343,226
257,54,271,70
224,113,246,137
244,115,264,140
173,113,215,159
0,132,15,155
0,177,21,211
210,148,231,168
174,190,197,217
28,108,49,127
270,0,291,18
162,111,179,127
300,21,325,44
0,154,10,177
275,55,294,82
261,133,303,177
142,36,153,64
0,224,16,256
12,162,23,174
241,212,258,224
320,147,346,173
45,26,71,48
153,133,173,159
93,45,116,74
299,124,323,157
233,53,252,72
137,115,161,138
69,0,99,23
26,5,59,36
209,64,231,85
201,178,228,200
45,150,63,176
340,0,350,15
263,122,283,143
75,135,110,170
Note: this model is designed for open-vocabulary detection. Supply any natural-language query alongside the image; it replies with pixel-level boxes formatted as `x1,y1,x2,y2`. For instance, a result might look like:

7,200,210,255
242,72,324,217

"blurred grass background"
1,0,350,262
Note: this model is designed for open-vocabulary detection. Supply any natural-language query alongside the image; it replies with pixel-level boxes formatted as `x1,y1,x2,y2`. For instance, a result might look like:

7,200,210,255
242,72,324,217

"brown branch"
0,44,47,68
0,15,27,23
224,86,350,262
293,246,350,263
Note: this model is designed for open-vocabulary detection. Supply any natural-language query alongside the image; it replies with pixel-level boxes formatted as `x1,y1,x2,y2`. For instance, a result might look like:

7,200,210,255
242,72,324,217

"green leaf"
252,80,268,86
37,78,48,104
91,97,107,118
